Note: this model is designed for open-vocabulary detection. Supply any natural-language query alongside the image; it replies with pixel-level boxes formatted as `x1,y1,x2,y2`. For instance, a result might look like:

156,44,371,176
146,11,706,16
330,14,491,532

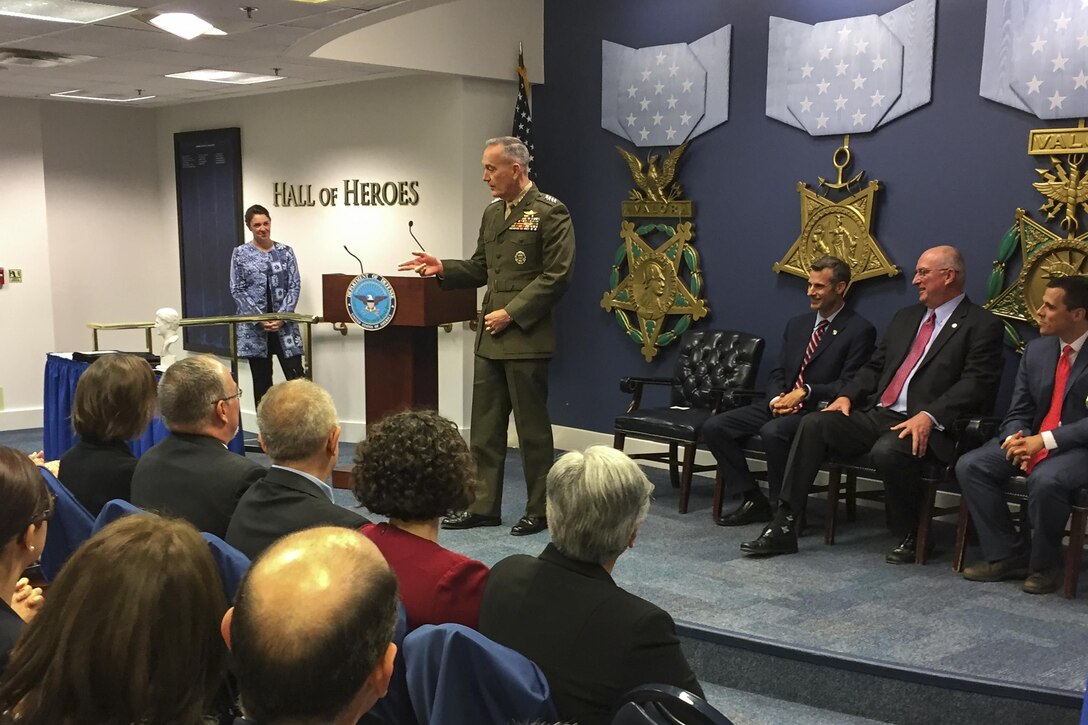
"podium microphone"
343,245,365,276
408,220,426,252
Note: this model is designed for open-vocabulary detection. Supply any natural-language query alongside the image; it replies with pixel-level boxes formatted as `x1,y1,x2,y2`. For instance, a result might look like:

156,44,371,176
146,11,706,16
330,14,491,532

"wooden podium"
322,274,476,427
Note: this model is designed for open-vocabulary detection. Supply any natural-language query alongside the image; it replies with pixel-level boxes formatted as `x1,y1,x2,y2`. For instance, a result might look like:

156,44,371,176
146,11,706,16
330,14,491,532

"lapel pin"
951,323,958,329
832,329,838,335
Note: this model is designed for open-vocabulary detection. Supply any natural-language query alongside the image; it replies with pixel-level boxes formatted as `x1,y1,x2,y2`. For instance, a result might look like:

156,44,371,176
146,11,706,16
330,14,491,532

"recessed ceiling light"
0,0,134,23
148,12,224,39
290,0,332,3
50,89,155,103
165,69,285,85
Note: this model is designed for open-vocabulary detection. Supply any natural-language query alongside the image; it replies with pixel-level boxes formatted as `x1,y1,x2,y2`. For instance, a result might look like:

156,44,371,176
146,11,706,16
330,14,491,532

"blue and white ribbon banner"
766,0,936,137
602,26,731,148
980,0,1088,120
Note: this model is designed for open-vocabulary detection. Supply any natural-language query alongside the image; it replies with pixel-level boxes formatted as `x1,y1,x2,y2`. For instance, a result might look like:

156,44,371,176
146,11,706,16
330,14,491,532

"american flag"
785,15,904,136
1010,0,1088,120
616,43,706,148
513,51,536,181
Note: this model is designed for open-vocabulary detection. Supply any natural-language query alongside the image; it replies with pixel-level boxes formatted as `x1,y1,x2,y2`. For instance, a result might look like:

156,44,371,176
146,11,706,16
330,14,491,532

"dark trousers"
468,356,553,519
778,407,938,536
248,332,305,407
955,439,1088,571
701,402,804,503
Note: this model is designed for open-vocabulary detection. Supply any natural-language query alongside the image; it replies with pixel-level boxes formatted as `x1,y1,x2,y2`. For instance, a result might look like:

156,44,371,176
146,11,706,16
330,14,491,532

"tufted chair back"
670,330,763,409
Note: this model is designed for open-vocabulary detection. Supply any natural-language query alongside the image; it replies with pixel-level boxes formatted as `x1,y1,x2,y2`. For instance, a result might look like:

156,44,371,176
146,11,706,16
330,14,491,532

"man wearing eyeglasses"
742,246,1005,563
132,355,265,538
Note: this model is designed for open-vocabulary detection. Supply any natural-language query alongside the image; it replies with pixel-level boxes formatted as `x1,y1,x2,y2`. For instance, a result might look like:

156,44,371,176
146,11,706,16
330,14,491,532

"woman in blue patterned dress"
230,204,305,407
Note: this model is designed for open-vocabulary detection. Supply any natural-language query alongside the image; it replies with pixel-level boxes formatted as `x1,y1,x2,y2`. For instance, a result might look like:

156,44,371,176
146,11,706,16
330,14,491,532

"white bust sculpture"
154,307,181,370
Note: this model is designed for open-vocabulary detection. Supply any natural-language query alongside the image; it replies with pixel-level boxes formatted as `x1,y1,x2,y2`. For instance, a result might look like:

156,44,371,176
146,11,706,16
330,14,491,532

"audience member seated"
224,526,398,725
0,448,51,673
58,353,157,516
131,355,264,538
352,410,489,631
0,516,228,724
479,446,703,725
226,380,368,559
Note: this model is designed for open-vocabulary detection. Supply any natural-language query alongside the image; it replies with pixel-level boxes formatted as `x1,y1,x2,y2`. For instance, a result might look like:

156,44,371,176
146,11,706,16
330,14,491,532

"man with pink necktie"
742,246,1005,563
955,276,1088,595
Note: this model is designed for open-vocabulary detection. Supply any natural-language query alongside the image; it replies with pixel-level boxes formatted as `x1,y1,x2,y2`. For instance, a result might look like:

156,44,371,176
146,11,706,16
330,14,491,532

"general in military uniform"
398,136,576,536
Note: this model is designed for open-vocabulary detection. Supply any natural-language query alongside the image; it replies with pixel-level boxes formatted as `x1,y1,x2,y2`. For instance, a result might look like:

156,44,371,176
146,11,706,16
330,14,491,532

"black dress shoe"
740,520,798,556
510,515,547,536
716,498,773,527
885,533,932,565
441,511,501,530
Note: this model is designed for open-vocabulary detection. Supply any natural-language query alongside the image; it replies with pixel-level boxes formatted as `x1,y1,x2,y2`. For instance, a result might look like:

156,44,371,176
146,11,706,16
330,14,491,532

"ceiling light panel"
50,88,154,102
0,0,135,24
148,12,223,39
165,69,284,84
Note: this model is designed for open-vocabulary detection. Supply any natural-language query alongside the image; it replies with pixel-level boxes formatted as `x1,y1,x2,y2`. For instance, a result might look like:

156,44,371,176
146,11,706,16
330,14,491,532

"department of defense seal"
346,273,397,331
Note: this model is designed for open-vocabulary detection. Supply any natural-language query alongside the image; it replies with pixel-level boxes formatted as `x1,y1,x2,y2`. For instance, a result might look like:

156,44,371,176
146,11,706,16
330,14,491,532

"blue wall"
536,0,1042,433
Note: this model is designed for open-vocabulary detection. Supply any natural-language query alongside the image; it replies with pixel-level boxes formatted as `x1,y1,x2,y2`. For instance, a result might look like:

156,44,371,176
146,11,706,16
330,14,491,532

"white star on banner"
656,51,667,64
835,60,849,76
854,38,869,54
852,109,867,125
871,54,887,71
652,112,663,125
681,79,693,92
1008,0,1088,118
1073,70,1088,89
668,63,679,76
834,94,848,110
679,111,692,125
1054,12,1071,31
641,69,651,81
1049,90,1066,108
639,127,650,140
870,90,885,106
838,25,852,41
1079,31,1088,49
801,63,814,78
1052,53,1069,71
852,73,867,89
639,97,650,110
818,46,832,60
1031,35,1048,54
665,126,677,140
626,113,637,126
654,82,664,94
1026,75,1044,93
817,79,830,94
816,113,829,128
666,95,678,108
800,96,813,112
627,85,637,97
615,41,708,146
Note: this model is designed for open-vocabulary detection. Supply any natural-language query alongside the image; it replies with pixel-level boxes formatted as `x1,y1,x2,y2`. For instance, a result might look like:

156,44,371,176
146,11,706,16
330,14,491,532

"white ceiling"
0,0,411,106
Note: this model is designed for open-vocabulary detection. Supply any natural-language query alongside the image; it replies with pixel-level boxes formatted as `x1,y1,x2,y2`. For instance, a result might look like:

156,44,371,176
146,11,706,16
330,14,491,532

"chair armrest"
710,387,764,411
953,416,1001,454
619,376,673,413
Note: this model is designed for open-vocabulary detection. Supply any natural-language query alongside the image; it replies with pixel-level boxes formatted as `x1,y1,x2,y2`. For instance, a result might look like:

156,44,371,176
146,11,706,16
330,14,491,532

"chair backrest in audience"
611,684,733,725
38,467,94,581
403,623,557,725
670,330,763,409
201,532,250,601
92,498,144,533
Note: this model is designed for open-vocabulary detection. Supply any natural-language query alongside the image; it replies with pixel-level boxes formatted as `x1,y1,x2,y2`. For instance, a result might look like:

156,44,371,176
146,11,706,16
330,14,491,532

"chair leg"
678,445,696,514
825,468,841,545
668,442,680,489
953,497,970,572
613,432,625,451
1063,509,1086,599
846,472,858,523
712,471,724,521
915,480,938,565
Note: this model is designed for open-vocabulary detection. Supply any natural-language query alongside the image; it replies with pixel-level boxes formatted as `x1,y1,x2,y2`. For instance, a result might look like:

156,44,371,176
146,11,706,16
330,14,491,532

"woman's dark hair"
352,409,475,521
0,516,229,725
70,353,157,443
0,447,49,550
244,204,271,227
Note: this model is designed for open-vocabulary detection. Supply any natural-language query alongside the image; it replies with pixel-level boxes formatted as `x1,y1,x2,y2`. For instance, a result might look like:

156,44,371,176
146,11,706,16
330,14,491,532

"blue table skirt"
44,354,246,460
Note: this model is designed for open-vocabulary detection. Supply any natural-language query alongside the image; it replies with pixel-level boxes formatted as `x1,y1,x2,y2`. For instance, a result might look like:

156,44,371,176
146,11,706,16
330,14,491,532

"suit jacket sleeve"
999,348,1038,440
807,318,877,405
503,201,575,331
628,607,704,698
763,323,792,405
838,320,892,405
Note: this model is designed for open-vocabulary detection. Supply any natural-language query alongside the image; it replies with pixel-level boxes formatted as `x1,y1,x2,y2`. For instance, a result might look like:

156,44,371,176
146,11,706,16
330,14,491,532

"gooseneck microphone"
343,245,365,276
407,220,426,252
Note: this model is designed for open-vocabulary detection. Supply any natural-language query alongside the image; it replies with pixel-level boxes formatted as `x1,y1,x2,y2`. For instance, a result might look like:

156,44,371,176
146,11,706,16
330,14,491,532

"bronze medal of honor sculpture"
986,120,1088,351
773,136,899,290
601,142,710,362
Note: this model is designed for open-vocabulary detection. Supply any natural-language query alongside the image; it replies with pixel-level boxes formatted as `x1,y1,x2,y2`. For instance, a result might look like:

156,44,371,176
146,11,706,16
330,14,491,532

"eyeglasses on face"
913,267,952,278
217,387,243,404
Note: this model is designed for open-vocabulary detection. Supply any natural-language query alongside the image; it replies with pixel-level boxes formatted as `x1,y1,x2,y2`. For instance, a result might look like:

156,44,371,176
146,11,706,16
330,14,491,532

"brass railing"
87,313,320,381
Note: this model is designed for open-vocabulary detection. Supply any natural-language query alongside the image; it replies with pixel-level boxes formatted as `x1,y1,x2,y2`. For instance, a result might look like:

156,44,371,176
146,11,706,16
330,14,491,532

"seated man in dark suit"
702,255,876,525
226,379,368,559
479,446,702,725
742,246,1005,563
131,355,264,538
223,526,399,724
956,275,1088,594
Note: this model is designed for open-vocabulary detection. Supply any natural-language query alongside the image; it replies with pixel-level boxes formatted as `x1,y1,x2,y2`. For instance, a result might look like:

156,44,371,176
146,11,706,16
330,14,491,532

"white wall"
155,74,514,439
0,99,56,430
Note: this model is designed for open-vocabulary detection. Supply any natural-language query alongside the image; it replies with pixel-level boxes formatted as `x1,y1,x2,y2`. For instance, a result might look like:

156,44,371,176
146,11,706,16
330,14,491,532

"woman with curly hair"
352,410,488,631
0,515,228,724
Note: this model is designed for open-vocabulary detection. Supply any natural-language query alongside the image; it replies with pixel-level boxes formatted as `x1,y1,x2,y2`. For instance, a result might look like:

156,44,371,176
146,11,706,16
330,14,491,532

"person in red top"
352,410,489,631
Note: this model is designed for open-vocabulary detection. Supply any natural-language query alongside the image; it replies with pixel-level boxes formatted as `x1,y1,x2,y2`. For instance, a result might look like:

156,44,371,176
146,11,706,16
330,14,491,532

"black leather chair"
614,329,763,513
953,476,1088,599
611,684,733,725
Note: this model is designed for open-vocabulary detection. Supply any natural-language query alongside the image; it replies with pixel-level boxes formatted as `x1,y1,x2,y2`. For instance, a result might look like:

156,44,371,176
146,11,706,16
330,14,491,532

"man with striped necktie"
703,256,876,527
956,275,1088,594
743,246,1005,563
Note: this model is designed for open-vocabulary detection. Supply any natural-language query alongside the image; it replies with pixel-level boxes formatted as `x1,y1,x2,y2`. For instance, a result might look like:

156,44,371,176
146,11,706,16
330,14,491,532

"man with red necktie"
956,275,1088,594
702,256,875,526
742,246,1005,563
